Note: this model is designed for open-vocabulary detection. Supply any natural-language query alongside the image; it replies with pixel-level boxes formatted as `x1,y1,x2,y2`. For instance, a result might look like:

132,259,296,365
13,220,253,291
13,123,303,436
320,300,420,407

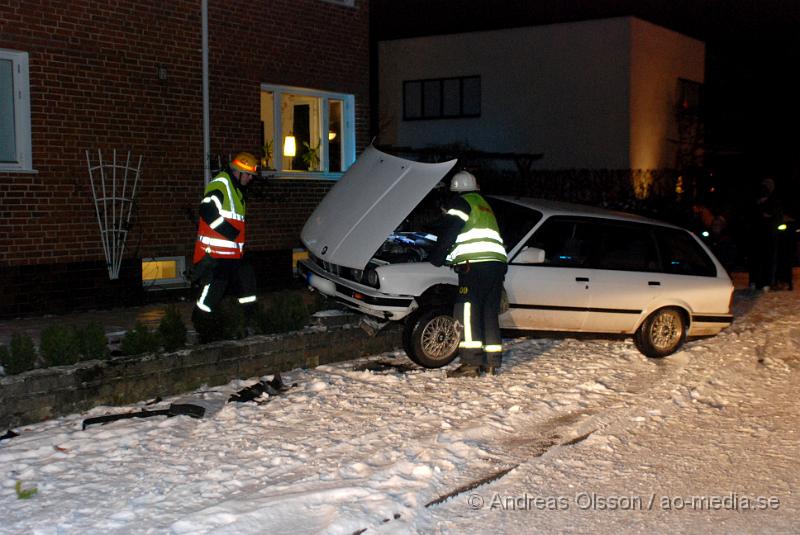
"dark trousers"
453,261,507,367
193,256,257,314
749,230,778,289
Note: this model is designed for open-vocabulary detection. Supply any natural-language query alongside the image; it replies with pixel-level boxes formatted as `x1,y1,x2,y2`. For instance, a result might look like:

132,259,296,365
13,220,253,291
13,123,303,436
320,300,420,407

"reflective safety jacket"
445,192,507,265
193,171,246,263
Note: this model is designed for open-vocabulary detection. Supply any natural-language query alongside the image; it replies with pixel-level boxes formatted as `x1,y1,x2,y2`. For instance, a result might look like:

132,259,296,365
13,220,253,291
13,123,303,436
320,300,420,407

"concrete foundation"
0,321,402,429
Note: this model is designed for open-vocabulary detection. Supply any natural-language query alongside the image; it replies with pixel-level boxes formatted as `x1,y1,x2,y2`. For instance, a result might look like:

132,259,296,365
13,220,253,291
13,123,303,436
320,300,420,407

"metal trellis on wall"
85,149,143,280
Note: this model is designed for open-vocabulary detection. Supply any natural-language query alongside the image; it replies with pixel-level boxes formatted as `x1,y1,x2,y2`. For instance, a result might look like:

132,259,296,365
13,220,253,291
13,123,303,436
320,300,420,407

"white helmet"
450,171,479,192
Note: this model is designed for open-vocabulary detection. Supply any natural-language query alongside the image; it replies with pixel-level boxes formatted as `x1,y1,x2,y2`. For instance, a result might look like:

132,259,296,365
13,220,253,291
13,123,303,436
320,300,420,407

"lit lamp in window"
283,135,296,157
328,131,337,141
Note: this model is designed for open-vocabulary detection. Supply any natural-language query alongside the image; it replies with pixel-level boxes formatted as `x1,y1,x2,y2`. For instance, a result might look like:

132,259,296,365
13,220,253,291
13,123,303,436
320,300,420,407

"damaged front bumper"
298,259,417,321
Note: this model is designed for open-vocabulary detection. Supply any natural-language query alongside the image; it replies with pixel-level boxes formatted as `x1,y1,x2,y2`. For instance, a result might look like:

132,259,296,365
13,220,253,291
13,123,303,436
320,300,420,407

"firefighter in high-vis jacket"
191,152,259,325
428,171,508,377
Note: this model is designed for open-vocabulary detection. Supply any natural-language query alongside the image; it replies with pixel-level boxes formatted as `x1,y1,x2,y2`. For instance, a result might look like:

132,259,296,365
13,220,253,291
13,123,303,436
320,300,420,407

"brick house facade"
0,0,370,317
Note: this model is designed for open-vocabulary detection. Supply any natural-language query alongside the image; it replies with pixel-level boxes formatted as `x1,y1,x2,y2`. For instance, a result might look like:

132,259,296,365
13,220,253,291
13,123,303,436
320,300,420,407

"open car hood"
301,146,457,270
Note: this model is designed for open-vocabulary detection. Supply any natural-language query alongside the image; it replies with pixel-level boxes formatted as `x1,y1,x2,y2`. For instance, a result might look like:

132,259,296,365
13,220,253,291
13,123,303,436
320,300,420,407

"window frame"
141,256,189,290
260,83,356,181
0,48,33,173
402,75,481,121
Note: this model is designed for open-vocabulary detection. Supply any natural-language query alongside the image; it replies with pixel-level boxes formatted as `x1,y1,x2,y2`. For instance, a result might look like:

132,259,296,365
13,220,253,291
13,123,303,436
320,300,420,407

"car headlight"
366,268,380,288
351,268,364,283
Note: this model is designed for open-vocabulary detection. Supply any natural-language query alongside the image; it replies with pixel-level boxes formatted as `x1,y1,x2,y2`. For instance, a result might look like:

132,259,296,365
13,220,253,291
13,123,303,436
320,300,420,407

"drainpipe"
202,0,211,185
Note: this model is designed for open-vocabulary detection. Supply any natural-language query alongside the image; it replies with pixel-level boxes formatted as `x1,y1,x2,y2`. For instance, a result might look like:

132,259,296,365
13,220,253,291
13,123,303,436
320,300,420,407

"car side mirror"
515,246,545,264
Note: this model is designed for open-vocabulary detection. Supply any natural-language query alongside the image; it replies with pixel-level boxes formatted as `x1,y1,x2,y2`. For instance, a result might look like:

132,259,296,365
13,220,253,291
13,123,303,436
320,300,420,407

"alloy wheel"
420,315,461,362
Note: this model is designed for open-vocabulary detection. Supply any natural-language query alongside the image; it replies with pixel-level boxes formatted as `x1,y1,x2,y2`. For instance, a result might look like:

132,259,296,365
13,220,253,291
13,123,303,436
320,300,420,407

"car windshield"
487,198,543,252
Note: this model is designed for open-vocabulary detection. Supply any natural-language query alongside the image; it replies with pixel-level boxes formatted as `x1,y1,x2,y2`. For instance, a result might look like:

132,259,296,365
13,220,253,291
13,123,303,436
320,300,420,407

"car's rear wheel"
634,307,687,358
403,306,461,368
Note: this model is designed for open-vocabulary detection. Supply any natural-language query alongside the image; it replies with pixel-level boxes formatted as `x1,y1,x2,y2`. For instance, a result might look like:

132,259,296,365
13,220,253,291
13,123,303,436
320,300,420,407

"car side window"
487,198,543,252
655,227,717,277
524,217,593,267
589,222,661,272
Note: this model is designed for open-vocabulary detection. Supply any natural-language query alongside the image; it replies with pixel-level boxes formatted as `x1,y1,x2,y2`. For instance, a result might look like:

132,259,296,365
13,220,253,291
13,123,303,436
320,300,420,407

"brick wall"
0,0,370,316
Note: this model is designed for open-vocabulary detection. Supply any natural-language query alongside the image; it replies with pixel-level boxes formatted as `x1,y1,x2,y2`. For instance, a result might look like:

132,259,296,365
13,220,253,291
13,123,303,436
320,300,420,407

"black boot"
192,306,219,344
483,350,504,376
481,365,499,376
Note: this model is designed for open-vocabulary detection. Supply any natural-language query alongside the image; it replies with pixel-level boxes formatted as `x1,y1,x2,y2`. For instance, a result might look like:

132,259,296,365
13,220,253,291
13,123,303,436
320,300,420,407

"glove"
428,249,446,267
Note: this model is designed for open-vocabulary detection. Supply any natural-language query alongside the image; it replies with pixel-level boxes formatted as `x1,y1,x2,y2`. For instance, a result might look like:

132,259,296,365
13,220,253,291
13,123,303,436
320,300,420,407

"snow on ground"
1,290,799,534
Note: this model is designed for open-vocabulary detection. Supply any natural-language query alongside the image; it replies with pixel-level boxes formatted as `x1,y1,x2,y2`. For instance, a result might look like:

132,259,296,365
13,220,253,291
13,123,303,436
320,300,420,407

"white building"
378,17,704,172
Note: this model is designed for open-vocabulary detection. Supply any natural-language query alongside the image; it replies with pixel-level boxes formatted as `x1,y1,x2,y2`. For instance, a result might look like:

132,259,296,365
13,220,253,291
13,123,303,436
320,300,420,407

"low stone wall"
0,321,402,429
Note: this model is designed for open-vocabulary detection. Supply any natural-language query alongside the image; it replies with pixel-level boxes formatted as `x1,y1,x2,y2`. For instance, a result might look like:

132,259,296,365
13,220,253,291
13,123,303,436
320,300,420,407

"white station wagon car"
299,147,734,368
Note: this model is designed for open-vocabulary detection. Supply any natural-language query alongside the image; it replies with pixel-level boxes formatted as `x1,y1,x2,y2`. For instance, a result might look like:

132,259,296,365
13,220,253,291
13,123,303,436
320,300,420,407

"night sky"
372,0,800,217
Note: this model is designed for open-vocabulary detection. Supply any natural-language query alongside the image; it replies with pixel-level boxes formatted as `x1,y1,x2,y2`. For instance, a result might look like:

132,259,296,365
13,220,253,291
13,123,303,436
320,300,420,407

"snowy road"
2,290,799,534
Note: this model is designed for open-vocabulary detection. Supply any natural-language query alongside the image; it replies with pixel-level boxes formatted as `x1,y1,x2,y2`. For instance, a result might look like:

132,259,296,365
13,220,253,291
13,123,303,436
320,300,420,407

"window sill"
262,170,344,181
0,168,38,174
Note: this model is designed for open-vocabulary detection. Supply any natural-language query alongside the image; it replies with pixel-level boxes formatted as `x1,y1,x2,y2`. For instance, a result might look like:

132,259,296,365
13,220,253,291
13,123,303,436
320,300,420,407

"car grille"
309,253,379,288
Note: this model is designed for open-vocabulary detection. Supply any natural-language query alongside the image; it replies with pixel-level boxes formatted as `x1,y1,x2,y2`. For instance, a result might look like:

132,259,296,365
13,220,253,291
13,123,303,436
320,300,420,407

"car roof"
488,195,683,230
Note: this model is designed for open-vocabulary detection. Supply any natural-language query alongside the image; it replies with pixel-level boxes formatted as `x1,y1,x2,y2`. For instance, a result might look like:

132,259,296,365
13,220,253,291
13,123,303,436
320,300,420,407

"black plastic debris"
352,360,416,374
82,403,206,430
228,373,294,403
1,429,19,442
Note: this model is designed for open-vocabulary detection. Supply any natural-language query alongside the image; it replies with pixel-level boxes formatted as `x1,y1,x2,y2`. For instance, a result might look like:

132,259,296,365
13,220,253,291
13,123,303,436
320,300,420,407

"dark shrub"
40,325,81,366
158,305,187,352
121,321,161,356
308,291,331,315
1,333,37,374
78,322,109,361
255,292,309,334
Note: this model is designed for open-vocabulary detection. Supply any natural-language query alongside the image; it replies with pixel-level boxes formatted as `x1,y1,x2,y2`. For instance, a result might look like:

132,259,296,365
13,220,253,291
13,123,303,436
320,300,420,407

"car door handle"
648,281,661,286
575,277,589,282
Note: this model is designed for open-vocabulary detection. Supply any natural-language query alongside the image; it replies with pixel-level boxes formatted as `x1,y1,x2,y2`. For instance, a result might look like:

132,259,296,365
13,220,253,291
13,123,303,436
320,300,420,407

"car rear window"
654,227,717,277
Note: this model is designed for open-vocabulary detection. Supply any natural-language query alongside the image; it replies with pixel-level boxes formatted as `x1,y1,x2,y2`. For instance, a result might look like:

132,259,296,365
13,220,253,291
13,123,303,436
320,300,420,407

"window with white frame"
260,84,356,178
0,49,32,172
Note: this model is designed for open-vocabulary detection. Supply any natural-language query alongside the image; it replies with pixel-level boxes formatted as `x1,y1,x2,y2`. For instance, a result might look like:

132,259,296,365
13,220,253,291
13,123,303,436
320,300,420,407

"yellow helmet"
231,152,259,174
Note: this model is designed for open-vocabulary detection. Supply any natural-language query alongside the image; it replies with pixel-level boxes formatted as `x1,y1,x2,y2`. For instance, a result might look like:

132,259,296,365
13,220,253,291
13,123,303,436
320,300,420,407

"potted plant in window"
301,140,320,171
261,140,274,170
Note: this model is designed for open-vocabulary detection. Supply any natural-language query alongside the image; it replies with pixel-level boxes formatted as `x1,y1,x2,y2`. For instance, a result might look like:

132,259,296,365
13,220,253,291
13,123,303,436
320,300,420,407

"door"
501,217,593,331
582,221,663,333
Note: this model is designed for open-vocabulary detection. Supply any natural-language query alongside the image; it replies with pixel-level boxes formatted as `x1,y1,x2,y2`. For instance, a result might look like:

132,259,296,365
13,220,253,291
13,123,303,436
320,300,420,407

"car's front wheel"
403,306,461,368
634,307,687,358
